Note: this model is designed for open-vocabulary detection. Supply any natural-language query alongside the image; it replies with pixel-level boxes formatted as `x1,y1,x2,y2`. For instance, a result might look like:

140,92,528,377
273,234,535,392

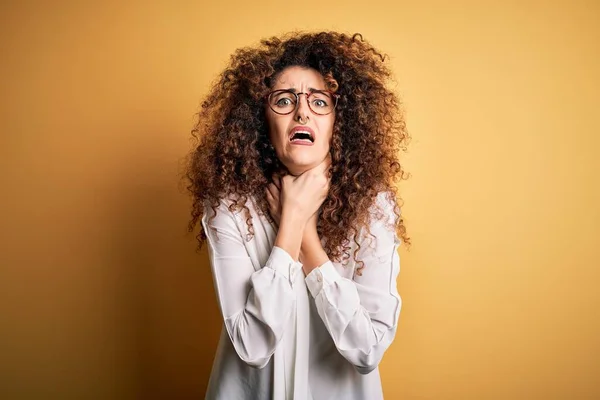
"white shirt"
201,191,402,400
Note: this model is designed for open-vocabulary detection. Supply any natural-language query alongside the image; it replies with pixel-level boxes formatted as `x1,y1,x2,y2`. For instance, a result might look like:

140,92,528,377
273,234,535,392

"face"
265,66,336,176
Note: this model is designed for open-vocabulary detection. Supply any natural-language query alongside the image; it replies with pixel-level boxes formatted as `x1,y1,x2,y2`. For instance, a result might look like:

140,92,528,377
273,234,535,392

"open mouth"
290,130,314,143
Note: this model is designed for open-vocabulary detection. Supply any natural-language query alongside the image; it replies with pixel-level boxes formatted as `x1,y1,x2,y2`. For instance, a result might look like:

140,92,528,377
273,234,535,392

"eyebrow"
283,87,325,93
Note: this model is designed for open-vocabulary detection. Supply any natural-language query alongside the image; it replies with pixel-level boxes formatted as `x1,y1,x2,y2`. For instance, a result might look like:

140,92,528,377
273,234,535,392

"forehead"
272,66,326,89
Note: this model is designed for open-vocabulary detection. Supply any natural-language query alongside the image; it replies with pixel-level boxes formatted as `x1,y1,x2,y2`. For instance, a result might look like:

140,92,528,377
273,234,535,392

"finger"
268,181,280,194
265,188,275,208
268,186,282,210
267,183,279,200
271,172,283,190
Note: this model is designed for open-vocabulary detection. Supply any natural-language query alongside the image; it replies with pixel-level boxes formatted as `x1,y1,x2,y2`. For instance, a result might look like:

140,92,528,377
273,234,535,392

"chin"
279,149,329,175
283,159,318,175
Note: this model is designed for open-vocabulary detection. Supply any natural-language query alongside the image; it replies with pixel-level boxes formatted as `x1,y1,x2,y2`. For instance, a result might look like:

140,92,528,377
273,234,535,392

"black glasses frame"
265,89,340,116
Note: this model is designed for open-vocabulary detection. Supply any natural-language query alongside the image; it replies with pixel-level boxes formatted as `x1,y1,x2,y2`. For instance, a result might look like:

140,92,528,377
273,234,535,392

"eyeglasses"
265,89,340,116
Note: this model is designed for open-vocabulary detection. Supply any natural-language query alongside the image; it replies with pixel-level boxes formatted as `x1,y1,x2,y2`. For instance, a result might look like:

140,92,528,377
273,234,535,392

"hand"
265,174,283,227
266,175,323,231
279,154,332,225
299,210,318,258
304,208,320,236
265,168,325,229
299,208,329,274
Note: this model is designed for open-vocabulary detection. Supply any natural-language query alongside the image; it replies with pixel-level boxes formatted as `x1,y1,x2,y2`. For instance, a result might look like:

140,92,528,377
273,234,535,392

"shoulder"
372,191,397,210
202,193,260,224
202,194,240,221
368,191,400,225
352,191,401,259
358,191,401,244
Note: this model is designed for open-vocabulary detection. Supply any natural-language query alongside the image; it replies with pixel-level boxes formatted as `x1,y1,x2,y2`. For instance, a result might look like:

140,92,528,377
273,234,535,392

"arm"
298,212,329,272
274,207,307,262
201,200,302,368
266,155,332,262
303,192,402,374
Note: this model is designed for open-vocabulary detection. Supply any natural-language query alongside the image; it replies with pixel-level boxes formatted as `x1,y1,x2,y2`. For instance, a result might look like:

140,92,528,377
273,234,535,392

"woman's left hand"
265,174,283,227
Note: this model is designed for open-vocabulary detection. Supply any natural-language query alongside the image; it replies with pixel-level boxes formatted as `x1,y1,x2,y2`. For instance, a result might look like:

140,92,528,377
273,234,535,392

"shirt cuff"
265,246,303,285
305,261,342,298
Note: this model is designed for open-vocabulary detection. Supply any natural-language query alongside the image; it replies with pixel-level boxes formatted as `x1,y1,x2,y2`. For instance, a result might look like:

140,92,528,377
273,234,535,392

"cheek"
267,114,287,142
266,116,279,144
319,119,335,145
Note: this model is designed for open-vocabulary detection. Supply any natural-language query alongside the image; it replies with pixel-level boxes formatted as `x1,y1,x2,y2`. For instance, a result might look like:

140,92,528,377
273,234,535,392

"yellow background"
1,1,598,398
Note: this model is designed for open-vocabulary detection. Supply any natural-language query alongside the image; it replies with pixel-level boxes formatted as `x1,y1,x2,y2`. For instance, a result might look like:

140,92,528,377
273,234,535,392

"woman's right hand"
279,154,332,225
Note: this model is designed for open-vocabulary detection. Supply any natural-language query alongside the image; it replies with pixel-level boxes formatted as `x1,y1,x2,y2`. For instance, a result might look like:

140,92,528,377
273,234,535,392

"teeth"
290,130,314,142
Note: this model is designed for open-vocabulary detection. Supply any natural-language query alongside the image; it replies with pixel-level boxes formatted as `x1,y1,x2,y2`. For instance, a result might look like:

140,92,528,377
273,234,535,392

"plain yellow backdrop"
1,1,598,398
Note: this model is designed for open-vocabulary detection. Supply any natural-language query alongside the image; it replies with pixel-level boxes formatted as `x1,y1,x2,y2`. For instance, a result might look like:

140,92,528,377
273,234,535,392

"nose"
294,92,310,122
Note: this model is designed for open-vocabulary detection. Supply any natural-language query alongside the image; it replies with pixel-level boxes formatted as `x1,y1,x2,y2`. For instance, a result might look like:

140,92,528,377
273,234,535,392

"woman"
185,31,410,400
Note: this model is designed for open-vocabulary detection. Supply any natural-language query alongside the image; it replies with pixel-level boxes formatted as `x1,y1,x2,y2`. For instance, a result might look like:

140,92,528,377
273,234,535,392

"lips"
289,126,316,143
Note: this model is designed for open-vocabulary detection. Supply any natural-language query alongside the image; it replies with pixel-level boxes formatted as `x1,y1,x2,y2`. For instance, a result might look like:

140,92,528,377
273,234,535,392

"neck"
285,166,309,177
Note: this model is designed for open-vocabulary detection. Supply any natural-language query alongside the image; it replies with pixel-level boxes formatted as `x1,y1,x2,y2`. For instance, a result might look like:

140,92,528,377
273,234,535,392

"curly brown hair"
184,31,410,274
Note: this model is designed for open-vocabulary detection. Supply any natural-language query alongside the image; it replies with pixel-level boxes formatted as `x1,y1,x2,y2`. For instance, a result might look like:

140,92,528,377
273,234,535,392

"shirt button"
316,271,323,282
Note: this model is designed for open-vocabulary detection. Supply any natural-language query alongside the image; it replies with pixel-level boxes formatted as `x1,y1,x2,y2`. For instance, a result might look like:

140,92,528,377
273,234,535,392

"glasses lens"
308,91,334,115
268,90,337,115
269,90,296,114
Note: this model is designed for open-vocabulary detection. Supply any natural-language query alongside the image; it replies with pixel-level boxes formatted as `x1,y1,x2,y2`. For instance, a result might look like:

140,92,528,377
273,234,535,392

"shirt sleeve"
201,200,301,369
304,192,402,374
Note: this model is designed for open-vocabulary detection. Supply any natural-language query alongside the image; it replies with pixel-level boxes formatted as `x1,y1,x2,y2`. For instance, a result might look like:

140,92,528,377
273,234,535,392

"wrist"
299,227,327,271
301,226,319,247
300,244,328,275
281,207,309,227
275,211,306,261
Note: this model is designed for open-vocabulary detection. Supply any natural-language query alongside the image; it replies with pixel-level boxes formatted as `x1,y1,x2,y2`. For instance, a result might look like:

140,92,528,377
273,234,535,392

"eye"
270,91,296,108
275,98,293,106
310,91,333,109
312,99,328,108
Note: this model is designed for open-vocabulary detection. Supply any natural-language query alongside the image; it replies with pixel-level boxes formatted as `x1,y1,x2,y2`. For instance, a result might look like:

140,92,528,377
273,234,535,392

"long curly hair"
185,31,410,274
